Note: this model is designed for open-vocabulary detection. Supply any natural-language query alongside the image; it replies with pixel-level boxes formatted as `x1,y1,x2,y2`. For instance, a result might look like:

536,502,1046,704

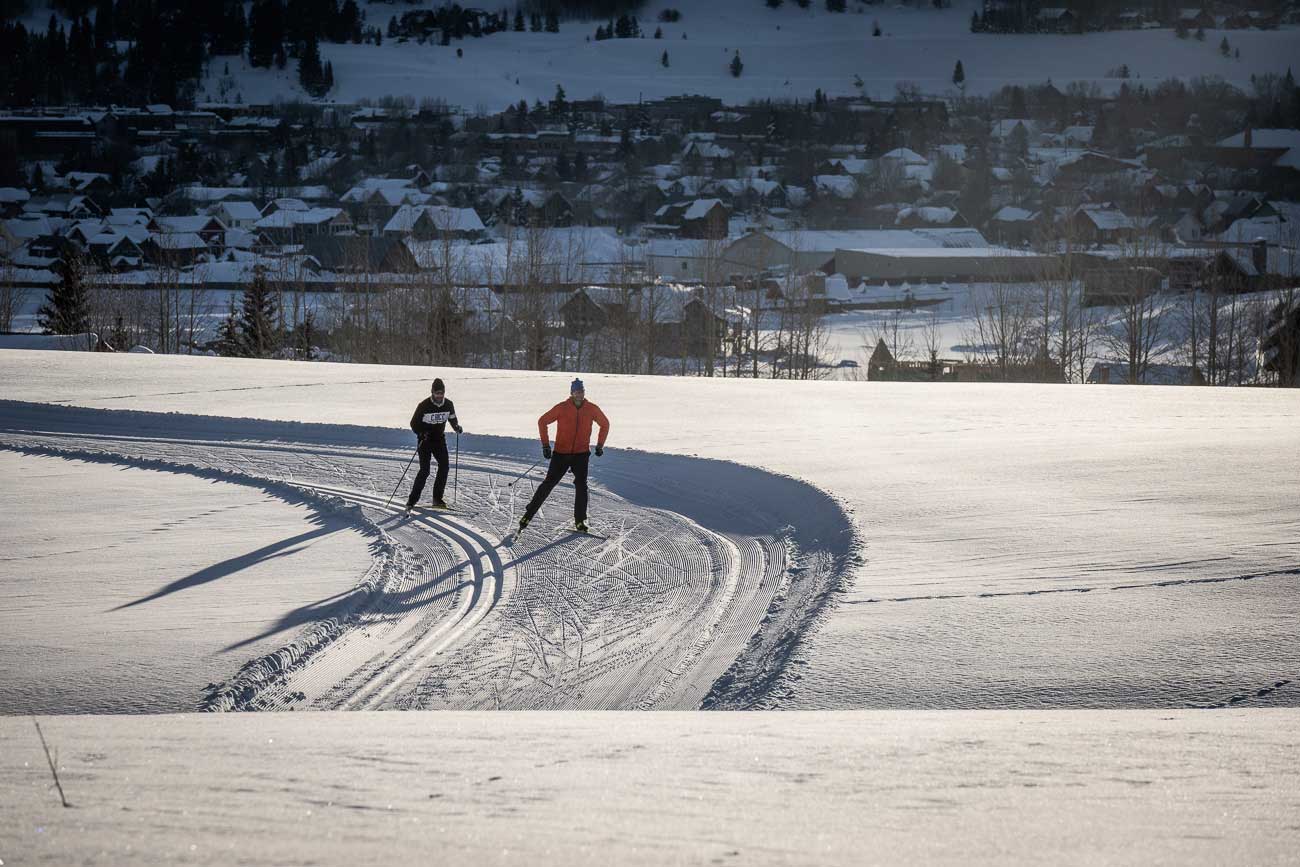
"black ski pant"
523,451,590,523
407,434,449,507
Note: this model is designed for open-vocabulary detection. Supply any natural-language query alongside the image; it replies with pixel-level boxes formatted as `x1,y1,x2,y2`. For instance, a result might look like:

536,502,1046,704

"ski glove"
453,425,463,434
542,444,552,459
594,445,604,457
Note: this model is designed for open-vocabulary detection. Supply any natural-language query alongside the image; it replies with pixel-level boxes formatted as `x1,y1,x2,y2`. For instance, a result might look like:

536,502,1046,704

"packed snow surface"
0,451,372,714
3,710,1298,866
2,350,1297,712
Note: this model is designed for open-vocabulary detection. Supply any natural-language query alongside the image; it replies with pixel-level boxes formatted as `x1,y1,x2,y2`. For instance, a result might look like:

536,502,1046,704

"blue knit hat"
570,378,584,393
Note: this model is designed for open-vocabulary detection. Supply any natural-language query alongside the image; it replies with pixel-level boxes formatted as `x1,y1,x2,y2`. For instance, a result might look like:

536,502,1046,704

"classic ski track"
287,482,512,710
1,407,853,711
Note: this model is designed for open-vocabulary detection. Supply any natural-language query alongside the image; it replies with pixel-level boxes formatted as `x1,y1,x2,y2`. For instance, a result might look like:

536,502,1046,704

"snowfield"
2,349,1297,712
3,710,1299,865
209,0,1300,109
2,348,1298,863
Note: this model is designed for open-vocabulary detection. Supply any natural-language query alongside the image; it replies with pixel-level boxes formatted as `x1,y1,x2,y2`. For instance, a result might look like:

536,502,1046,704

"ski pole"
453,431,460,506
385,444,419,509
506,458,542,488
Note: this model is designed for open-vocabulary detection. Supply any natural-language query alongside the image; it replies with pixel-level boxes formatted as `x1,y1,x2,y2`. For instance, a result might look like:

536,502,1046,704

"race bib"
423,411,451,424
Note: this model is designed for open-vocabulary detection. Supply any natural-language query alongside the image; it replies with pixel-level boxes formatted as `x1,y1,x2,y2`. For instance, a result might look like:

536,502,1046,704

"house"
1176,8,1215,29
990,206,1040,245
721,228,989,278
1260,294,1300,386
894,206,966,229
490,188,574,227
300,235,420,274
652,199,730,239
828,247,1057,285
142,231,211,266
1069,206,1139,244
153,215,227,245
211,201,262,231
23,195,103,220
0,187,30,218
1035,7,1076,31
382,205,486,240
254,207,353,243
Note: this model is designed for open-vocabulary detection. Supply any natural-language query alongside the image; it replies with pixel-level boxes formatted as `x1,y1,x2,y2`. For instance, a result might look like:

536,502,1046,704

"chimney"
1244,126,1253,149
1252,238,1268,276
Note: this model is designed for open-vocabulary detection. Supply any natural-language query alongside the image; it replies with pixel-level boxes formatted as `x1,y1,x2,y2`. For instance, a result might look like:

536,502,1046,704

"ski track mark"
1,403,856,712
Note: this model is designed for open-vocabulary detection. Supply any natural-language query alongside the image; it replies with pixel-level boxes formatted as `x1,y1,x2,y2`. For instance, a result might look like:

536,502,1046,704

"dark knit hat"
432,378,445,393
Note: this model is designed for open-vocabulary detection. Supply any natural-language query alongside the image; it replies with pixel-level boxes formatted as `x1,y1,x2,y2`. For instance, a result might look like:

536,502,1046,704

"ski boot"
574,520,589,534
517,515,530,533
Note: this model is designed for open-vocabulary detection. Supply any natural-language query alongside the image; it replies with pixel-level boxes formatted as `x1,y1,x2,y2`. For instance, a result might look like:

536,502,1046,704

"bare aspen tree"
0,259,30,333
967,277,1032,381
1102,229,1170,384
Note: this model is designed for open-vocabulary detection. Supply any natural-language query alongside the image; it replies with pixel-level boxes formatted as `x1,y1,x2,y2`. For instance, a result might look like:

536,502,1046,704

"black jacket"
410,397,460,439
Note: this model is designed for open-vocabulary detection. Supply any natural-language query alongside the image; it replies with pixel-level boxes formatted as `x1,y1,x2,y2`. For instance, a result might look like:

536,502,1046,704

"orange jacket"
539,398,610,454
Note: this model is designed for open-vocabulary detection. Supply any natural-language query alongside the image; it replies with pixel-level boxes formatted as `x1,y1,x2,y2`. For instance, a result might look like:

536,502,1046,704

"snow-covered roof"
254,207,345,229
683,199,724,221
1217,129,1300,150
383,205,485,234
880,147,928,165
1078,208,1136,231
813,175,858,199
896,206,957,225
151,231,208,250
217,201,262,221
156,215,224,234
0,187,32,205
992,206,1036,223
755,228,988,253
839,246,1039,259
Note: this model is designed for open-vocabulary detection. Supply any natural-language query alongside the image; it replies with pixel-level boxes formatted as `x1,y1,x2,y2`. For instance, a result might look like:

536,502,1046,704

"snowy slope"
4,710,1299,866
2,349,1297,712
209,0,1300,109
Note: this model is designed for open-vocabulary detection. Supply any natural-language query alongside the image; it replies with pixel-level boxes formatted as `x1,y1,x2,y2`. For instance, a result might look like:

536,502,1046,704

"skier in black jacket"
406,377,463,511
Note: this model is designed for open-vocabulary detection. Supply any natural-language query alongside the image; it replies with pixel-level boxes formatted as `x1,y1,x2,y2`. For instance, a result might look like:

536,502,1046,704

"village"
2,75,1298,384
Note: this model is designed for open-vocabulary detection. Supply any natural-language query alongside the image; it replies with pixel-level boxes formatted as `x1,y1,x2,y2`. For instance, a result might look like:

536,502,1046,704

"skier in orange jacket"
518,378,610,534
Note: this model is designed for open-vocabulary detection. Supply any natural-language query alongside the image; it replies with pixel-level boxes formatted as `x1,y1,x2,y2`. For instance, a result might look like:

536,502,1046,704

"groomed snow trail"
0,401,854,712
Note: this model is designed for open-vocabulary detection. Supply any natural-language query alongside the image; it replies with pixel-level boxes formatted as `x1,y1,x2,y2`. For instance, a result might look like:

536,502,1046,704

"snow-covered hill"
3,349,1297,713
210,0,1300,109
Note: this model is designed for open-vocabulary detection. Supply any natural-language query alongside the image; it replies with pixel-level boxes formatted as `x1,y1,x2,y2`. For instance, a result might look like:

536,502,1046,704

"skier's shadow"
111,518,343,612
221,533,573,652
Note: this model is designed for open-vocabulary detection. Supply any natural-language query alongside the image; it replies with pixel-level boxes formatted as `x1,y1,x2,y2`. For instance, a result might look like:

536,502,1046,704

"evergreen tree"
952,59,965,89
32,162,46,192
654,26,662,38
661,49,668,67
545,11,559,32
873,19,882,36
1219,35,1230,57
388,16,399,38
298,32,325,96
826,0,846,11
729,50,743,78
556,150,571,180
1194,26,1205,41
767,0,783,7
552,82,566,114
215,301,244,357
38,253,91,337
514,9,524,31
574,151,588,181
796,0,810,6
238,268,279,358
